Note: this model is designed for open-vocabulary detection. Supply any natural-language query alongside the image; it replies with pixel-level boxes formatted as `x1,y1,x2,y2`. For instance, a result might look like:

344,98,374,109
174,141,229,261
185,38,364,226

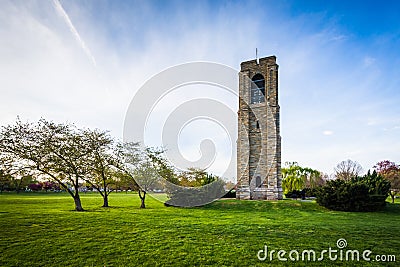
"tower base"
236,186,283,200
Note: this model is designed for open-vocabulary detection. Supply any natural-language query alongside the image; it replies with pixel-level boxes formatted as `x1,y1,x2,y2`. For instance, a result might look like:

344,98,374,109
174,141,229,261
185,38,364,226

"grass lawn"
0,192,399,266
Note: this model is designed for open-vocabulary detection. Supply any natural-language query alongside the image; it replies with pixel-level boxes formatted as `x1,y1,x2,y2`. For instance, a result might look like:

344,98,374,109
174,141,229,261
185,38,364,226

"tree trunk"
15,179,21,193
73,194,84,211
140,197,146,209
102,177,109,207
103,194,109,207
390,192,395,204
139,190,146,209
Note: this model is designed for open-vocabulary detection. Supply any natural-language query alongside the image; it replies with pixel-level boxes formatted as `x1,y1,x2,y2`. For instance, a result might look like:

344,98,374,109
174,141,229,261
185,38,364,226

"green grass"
0,193,399,266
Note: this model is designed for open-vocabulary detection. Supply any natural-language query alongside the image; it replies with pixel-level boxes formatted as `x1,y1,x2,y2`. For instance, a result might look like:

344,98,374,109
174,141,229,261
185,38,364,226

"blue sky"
1,0,399,177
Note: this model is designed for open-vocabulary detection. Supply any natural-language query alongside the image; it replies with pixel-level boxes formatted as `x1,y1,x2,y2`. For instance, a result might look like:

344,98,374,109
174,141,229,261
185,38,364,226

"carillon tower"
236,56,283,200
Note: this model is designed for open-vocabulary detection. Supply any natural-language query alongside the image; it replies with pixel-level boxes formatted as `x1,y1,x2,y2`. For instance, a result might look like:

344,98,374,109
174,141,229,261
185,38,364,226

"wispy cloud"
52,0,97,68
363,56,375,67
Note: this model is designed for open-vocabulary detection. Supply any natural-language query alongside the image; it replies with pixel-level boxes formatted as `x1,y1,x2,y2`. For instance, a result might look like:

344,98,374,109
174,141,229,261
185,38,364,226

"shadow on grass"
381,202,400,214
68,206,164,213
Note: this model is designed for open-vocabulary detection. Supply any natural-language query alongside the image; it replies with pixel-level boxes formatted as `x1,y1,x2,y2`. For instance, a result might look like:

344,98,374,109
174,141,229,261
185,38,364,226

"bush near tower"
316,170,390,212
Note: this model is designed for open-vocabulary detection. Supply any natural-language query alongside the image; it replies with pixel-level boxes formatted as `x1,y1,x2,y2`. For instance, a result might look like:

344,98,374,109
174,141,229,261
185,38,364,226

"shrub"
285,188,318,199
303,188,318,197
316,171,390,212
285,190,305,199
165,178,225,207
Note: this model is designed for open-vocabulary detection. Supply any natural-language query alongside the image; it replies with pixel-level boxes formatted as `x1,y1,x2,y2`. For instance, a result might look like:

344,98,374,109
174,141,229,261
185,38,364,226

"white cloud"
363,56,376,67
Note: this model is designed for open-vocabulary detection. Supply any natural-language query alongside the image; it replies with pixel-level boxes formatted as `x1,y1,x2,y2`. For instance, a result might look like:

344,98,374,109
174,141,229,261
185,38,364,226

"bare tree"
334,159,363,181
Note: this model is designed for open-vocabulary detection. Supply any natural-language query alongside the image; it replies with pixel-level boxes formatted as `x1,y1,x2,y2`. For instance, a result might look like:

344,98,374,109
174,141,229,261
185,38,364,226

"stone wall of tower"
236,56,283,200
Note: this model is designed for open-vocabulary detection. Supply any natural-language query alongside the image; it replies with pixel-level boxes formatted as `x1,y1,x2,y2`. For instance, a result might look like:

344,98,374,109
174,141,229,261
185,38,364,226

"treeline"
282,159,400,211
0,174,61,193
0,119,224,210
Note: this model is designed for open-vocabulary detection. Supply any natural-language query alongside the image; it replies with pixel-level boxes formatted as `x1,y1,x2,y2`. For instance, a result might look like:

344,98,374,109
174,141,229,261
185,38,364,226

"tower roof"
240,55,276,70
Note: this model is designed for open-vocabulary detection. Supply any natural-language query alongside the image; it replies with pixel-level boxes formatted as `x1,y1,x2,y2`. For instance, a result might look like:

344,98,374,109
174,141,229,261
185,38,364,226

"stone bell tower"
236,56,283,200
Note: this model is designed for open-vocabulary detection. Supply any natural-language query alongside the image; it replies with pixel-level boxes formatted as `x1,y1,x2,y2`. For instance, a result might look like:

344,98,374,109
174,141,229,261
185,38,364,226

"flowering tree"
374,160,400,203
